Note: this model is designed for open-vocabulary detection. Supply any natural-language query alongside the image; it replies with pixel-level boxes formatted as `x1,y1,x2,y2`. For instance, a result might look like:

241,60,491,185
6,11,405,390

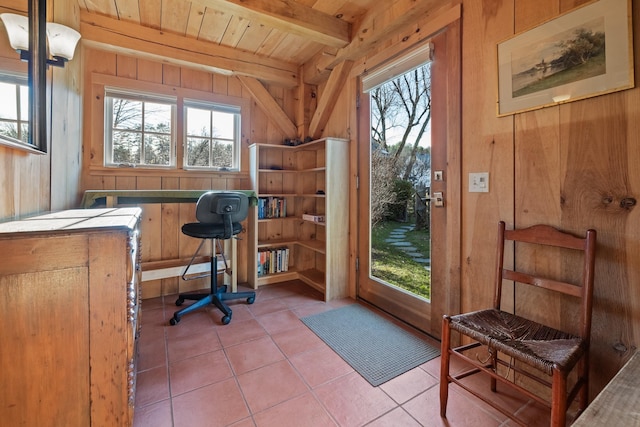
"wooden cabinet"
248,138,349,301
0,207,142,427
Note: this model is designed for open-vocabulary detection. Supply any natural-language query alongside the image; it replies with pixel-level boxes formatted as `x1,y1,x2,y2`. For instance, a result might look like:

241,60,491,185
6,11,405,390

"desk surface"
81,189,257,208
572,351,640,426
0,208,141,236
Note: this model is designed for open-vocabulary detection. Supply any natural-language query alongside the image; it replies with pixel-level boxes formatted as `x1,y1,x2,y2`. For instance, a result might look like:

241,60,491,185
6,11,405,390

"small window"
104,90,176,167
184,101,240,170
0,75,29,144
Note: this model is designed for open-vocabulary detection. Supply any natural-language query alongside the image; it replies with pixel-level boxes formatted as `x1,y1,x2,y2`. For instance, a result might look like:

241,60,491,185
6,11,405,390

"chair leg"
550,370,568,427
440,316,451,418
490,350,498,392
171,242,255,326
578,356,589,412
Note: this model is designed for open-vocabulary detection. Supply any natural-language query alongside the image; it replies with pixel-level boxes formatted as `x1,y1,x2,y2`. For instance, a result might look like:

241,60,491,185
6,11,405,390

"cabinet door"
0,267,90,426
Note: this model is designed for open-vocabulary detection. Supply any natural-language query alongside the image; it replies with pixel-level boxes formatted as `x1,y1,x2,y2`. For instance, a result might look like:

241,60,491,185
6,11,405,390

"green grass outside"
370,220,431,300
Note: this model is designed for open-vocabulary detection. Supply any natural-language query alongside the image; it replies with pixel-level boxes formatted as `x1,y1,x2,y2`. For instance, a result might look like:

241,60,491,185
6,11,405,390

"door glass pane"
369,64,432,301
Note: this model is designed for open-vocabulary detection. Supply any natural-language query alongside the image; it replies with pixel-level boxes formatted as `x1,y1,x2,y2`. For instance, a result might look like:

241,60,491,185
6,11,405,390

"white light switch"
469,172,489,193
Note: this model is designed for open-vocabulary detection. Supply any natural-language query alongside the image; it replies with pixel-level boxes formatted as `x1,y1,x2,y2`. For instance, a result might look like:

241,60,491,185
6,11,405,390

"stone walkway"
385,225,431,270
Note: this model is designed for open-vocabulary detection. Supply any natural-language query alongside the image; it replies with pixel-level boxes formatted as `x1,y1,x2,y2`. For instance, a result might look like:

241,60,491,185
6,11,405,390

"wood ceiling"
78,0,450,87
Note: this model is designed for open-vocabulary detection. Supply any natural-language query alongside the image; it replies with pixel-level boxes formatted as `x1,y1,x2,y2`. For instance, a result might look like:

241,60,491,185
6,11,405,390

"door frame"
354,19,461,339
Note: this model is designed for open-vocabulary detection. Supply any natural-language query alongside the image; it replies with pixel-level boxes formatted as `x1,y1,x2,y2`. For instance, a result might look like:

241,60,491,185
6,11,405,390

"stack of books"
257,247,290,276
302,213,325,223
257,197,287,219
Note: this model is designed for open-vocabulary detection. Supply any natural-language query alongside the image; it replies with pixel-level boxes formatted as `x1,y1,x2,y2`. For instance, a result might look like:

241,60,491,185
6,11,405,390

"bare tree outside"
107,97,236,168
110,98,172,165
369,62,432,300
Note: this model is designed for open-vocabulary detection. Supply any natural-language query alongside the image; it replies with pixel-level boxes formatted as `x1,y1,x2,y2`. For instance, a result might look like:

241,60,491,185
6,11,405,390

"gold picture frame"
497,0,634,116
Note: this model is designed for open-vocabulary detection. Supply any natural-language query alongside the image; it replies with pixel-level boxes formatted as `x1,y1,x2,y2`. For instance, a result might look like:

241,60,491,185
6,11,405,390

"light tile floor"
133,280,551,427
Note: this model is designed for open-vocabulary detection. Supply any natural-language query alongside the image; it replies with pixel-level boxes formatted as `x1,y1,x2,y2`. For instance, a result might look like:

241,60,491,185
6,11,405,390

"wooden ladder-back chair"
440,221,597,427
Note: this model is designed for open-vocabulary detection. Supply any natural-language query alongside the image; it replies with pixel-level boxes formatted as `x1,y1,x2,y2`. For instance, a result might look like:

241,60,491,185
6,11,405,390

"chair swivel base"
170,285,256,325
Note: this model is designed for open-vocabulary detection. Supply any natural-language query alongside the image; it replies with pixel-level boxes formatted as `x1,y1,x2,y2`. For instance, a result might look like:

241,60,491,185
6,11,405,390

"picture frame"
497,0,634,116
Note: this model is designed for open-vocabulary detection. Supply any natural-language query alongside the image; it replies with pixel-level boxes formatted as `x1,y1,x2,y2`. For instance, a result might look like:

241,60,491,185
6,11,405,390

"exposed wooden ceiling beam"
309,60,353,140
303,0,451,84
79,10,298,88
237,76,298,138
194,0,351,48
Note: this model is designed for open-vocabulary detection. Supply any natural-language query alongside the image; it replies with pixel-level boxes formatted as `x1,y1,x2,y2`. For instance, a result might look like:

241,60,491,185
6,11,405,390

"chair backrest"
494,221,597,340
195,191,249,226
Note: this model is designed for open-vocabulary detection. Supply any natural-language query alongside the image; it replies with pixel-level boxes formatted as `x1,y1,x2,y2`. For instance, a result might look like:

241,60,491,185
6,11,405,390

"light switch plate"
469,172,489,193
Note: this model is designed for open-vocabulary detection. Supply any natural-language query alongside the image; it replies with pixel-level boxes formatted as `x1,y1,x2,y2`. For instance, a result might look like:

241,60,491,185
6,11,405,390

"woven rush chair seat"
448,308,585,376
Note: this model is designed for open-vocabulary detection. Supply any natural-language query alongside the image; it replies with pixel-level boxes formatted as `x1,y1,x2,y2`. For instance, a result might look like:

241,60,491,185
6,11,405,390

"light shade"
46,22,81,60
0,13,29,52
0,12,81,64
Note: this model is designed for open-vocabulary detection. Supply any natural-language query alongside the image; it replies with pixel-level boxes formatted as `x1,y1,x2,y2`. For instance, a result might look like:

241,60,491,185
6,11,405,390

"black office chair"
170,191,255,326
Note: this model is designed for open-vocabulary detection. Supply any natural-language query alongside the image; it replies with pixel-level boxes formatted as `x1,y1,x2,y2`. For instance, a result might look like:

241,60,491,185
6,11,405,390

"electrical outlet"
469,172,489,193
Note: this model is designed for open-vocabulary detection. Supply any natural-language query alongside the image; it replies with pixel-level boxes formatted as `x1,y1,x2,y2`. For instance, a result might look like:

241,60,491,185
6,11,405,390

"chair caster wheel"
175,298,184,306
170,316,180,325
221,315,231,325
247,296,255,304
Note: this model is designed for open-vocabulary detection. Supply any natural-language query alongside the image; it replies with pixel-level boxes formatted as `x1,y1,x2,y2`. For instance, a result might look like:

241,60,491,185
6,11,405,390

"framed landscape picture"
497,0,633,116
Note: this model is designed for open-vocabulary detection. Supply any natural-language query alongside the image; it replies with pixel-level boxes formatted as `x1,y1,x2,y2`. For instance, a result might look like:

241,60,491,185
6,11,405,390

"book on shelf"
302,213,325,223
257,197,287,219
257,247,290,277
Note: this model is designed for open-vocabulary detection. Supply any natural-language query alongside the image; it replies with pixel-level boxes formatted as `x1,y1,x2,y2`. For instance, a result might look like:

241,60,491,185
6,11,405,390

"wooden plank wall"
0,0,80,220
321,0,639,399
460,0,640,396
80,46,292,298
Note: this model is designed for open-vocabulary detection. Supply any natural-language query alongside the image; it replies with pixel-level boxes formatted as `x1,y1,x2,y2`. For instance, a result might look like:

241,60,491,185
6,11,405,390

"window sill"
89,166,249,179
0,137,46,155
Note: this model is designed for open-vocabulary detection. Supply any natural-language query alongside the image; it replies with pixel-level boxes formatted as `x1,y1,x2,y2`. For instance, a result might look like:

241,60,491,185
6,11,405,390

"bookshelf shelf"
248,138,349,301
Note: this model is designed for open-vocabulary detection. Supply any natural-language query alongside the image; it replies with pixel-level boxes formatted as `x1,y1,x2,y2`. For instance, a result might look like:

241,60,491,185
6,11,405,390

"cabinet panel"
248,138,348,301
0,208,141,427
0,268,90,427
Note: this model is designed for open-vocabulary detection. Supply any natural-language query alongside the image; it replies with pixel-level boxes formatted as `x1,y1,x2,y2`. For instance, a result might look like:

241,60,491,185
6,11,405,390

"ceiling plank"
237,75,297,138
308,60,353,139
80,11,298,87
303,0,450,84
193,0,351,48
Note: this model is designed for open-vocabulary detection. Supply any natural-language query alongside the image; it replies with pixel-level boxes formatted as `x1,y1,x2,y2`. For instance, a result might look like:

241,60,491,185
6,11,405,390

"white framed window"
0,73,29,144
104,89,176,167
184,100,240,171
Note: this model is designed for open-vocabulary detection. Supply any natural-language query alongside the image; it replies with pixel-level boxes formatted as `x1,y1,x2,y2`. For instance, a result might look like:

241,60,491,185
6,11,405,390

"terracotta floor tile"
314,371,397,427
270,324,326,357
134,280,539,426
225,335,285,375
379,366,438,404
215,302,256,323
172,377,250,427
280,291,324,309
248,297,288,317
289,345,354,388
141,296,165,311
256,309,303,335
366,407,422,427
253,392,337,427
256,283,299,301
137,329,167,372
291,300,335,318
237,359,309,413
216,318,268,348
140,306,169,332
165,308,216,340
135,366,170,408
133,399,173,427
166,328,221,363
403,385,503,427
228,417,257,427
168,349,233,396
